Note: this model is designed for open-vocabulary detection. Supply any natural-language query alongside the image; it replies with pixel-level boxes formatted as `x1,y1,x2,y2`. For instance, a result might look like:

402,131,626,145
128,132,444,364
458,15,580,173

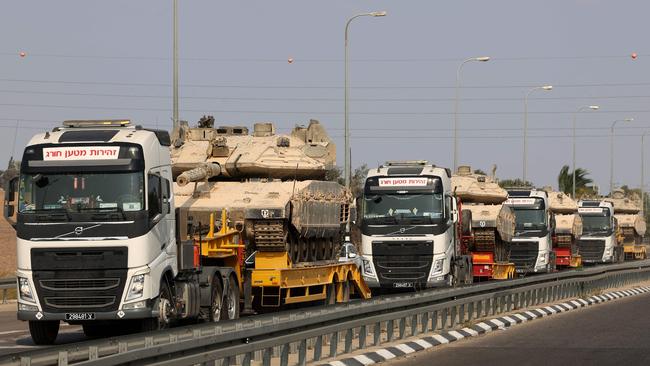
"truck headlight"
362,259,375,277
18,277,34,303
430,258,445,278
126,274,145,301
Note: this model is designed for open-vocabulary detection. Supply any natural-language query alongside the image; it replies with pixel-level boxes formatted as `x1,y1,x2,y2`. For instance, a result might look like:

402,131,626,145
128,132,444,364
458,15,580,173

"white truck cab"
504,189,555,273
577,200,623,263
358,161,472,290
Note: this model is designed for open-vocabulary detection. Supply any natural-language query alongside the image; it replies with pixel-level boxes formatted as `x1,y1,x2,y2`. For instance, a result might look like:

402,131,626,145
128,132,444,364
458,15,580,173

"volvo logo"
400,228,405,234
74,227,84,236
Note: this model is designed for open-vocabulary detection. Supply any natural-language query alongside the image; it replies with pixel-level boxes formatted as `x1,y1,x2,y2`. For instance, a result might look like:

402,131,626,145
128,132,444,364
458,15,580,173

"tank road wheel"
298,237,309,263
287,232,300,265
309,238,319,262
222,276,240,321
209,277,224,322
29,321,59,345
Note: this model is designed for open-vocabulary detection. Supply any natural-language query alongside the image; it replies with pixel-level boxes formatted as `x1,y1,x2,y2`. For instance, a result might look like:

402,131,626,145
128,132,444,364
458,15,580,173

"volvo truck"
5,120,369,344
577,200,624,263
504,189,555,274
358,161,473,290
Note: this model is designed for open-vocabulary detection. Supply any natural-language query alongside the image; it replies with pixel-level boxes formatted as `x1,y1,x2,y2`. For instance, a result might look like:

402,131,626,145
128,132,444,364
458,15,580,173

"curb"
320,286,650,366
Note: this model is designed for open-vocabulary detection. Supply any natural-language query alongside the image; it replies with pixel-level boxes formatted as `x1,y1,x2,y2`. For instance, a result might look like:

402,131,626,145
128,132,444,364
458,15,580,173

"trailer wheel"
29,321,59,345
222,276,240,320
209,277,224,322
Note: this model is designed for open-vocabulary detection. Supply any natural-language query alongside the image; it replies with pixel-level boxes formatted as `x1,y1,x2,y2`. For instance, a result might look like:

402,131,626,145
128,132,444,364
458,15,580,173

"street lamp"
523,85,553,183
610,118,633,195
173,0,179,132
344,10,387,188
572,105,599,198
642,132,647,215
453,56,490,172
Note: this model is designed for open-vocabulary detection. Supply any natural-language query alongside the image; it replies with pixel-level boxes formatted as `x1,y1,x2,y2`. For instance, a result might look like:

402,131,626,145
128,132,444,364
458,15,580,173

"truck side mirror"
4,176,18,227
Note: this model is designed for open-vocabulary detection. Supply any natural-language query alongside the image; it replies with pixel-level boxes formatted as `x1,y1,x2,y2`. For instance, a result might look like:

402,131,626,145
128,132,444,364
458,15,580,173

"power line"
5,88,650,102
6,102,650,115
3,77,650,90
1,51,643,63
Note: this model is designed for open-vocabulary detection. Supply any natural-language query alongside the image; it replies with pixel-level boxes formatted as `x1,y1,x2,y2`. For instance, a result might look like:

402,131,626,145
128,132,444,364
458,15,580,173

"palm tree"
558,165,593,197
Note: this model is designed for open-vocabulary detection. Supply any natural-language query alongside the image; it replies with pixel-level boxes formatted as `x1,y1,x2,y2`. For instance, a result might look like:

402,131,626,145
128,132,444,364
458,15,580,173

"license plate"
65,312,96,321
393,282,414,288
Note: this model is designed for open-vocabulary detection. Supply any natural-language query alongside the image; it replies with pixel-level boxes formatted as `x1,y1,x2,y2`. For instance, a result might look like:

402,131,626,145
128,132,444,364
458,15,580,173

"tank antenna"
291,163,298,198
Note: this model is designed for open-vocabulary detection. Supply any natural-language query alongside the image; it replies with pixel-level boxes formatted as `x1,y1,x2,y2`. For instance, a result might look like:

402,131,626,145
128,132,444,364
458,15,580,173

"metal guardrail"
4,261,650,366
0,277,15,304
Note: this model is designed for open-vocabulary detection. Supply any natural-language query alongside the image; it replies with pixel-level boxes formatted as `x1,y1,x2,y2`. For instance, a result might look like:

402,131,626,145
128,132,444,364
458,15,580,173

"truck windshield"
363,193,443,224
581,215,611,233
512,208,546,231
19,172,144,214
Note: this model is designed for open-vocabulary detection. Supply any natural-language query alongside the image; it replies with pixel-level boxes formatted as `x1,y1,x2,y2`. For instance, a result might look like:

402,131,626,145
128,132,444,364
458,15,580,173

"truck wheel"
142,279,174,331
450,262,460,287
222,276,240,320
463,256,474,285
82,323,103,338
29,321,59,345
209,277,224,322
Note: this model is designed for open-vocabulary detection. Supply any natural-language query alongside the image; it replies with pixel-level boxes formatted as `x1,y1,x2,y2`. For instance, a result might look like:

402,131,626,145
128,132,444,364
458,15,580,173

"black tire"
461,210,472,237
29,321,59,345
142,278,174,332
450,262,460,287
222,276,240,321
82,323,104,338
209,277,224,322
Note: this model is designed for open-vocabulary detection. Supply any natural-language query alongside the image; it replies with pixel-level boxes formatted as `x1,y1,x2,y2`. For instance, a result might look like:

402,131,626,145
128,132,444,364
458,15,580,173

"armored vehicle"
171,116,352,265
603,190,646,259
545,189,583,267
452,166,515,279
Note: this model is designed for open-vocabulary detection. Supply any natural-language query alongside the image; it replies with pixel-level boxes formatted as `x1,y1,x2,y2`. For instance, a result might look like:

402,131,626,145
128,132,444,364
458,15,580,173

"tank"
172,117,351,264
603,189,646,241
452,166,514,261
543,189,582,255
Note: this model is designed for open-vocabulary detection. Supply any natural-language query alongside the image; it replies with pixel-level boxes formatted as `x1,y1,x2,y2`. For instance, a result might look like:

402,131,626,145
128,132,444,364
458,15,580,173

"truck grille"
31,247,128,313
373,255,433,283
510,241,539,271
45,296,116,309
39,278,120,291
577,239,605,262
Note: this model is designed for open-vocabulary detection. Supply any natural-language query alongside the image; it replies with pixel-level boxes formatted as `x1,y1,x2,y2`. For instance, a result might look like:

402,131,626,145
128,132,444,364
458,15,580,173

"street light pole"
173,0,179,131
344,11,386,189
572,105,599,198
453,56,490,172
642,132,647,215
523,85,552,183
609,118,633,195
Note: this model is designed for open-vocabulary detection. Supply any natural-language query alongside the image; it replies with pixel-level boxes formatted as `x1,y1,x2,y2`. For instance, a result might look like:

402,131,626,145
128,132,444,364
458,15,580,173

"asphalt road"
0,302,84,357
389,290,650,366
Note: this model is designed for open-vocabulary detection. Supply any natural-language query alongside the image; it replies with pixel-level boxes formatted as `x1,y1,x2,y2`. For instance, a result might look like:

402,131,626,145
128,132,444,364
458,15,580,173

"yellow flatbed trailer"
624,244,647,260
198,210,371,312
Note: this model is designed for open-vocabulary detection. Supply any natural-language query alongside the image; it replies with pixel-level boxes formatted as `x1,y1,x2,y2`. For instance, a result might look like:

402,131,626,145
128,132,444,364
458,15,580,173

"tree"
473,169,487,175
498,178,533,189
325,165,343,185
557,165,593,197
350,164,369,198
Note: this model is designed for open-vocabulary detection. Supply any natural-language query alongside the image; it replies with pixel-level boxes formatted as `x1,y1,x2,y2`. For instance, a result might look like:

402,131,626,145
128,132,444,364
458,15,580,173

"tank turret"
603,189,646,239
171,117,336,182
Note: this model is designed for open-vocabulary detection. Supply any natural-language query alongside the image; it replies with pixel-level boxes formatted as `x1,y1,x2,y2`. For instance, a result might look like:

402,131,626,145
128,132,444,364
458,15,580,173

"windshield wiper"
80,207,128,220
28,208,71,222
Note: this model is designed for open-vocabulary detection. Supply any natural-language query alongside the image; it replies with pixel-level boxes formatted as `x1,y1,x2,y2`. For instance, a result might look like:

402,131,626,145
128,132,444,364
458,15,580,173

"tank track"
253,220,287,252
252,219,341,263
473,228,510,262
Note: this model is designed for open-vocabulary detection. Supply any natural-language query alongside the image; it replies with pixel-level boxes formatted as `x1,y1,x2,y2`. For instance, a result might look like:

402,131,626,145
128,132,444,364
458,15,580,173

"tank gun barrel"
177,163,221,186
